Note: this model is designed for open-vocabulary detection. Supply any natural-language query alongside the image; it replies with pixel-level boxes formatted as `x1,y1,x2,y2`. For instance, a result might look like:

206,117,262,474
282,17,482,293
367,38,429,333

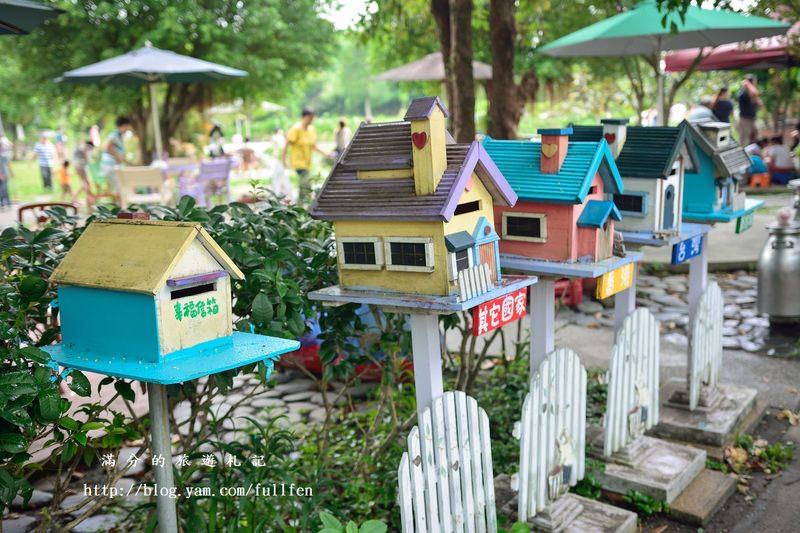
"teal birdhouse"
44,216,299,384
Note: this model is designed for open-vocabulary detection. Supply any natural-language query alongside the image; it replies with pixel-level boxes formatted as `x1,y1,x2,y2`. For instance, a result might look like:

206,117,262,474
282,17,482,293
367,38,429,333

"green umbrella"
58,42,247,159
538,0,789,124
0,0,62,35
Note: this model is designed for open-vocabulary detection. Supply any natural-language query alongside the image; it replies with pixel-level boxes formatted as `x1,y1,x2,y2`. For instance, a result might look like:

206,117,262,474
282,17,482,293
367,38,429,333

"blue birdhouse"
44,215,299,384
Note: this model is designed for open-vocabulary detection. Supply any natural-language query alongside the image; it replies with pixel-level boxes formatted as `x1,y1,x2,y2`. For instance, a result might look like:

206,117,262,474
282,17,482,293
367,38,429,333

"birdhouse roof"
577,200,622,228
403,96,450,120
681,119,751,176
310,121,517,221
569,123,699,179
481,137,623,203
51,219,244,295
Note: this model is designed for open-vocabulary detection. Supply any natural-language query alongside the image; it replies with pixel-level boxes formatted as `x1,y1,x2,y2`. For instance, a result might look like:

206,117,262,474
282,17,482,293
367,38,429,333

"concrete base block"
653,379,758,446
590,434,706,504
669,469,736,526
551,494,637,533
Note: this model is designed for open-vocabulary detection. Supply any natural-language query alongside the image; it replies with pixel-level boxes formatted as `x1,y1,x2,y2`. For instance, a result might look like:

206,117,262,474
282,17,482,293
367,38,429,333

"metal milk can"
757,179,800,322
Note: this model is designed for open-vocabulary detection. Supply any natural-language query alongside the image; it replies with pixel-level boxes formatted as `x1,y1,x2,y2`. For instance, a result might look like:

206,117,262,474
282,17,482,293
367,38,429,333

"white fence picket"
515,348,587,522
688,281,724,410
603,308,660,457
457,264,495,302
397,391,497,532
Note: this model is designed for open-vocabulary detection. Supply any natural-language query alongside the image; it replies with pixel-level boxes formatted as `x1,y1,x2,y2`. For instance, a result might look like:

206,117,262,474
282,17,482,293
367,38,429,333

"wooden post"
409,313,444,419
147,383,178,533
687,233,709,333
530,279,555,375
613,264,638,335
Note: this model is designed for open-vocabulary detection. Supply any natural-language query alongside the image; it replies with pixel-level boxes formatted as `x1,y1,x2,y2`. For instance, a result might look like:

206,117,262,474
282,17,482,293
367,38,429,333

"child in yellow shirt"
58,160,73,199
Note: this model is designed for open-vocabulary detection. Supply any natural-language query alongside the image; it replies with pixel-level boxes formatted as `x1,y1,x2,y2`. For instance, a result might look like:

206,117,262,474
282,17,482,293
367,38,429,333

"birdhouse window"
502,213,547,243
384,237,434,272
454,200,481,216
613,192,648,217
455,249,471,271
337,237,383,270
170,282,216,300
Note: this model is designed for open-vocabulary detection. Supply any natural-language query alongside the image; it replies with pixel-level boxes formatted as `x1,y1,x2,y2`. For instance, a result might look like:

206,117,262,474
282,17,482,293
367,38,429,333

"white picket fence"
398,391,497,532
604,308,660,457
688,281,724,411
457,263,495,302
515,348,587,522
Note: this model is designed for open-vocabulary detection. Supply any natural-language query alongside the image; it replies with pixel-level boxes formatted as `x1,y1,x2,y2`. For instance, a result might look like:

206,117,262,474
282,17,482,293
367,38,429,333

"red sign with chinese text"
472,288,528,336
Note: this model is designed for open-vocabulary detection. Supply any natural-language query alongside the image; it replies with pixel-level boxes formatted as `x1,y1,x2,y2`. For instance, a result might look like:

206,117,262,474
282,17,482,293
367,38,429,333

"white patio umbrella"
58,42,247,158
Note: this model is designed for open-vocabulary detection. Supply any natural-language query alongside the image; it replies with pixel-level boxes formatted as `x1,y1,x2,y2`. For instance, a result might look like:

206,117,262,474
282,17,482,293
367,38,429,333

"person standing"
100,117,132,192
281,108,329,203
737,75,762,145
711,87,734,123
72,139,95,203
34,134,55,191
0,134,12,209
334,117,351,159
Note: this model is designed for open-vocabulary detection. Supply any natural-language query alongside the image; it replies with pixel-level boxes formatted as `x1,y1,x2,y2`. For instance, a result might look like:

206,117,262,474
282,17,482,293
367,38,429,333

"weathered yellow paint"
333,219,450,295
596,263,634,299
357,168,413,180
51,219,243,294
410,106,447,196
444,173,495,235
157,239,232,355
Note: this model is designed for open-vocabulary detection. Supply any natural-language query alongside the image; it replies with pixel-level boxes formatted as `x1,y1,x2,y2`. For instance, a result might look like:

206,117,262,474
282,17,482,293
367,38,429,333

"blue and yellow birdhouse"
44,215,299,384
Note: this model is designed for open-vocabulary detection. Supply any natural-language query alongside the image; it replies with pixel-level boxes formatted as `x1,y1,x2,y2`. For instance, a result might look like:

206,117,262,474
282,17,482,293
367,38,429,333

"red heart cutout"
604,133,616,144
412,131,428,150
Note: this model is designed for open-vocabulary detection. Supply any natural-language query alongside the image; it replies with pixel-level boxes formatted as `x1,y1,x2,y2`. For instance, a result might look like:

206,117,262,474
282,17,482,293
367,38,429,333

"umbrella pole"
656,36,665,126
149,81,164,161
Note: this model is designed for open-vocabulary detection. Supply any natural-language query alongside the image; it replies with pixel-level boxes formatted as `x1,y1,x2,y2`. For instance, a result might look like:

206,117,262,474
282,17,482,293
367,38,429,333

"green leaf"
1,408,32,428
319,511,342,530
18,346,49,364
114,381,135,402
359,521,387,533
510,522,531,533
251,293,273,325
0,432,27,453
37,388,60,420
58,417,79,431
345,521,358,533
74,433,87,446
81,422,104,431
18,276,48,300
68,371,91,397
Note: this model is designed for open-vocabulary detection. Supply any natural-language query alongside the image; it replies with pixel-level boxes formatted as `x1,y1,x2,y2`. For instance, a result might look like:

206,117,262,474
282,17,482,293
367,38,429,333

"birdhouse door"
479,242,498,282
663,185,675,230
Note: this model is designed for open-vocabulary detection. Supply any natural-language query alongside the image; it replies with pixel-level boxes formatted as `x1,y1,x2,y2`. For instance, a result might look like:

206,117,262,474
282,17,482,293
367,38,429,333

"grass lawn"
7,160,71,204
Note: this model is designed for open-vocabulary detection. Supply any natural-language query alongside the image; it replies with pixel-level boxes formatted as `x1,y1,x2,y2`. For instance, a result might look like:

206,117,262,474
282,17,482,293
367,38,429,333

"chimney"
404,96,449,196
117,212,150,220
537,127,572,174
601,118,628,158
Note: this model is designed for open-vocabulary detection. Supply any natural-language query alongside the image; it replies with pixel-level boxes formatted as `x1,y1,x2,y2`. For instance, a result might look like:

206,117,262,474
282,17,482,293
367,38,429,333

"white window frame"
502,212,547,243
337,237,383,270
384,237,435,272
447,248,474,281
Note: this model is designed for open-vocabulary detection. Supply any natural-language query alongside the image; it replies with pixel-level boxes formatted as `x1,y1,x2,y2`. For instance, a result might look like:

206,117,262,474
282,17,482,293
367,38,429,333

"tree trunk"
430,0,454,122
449,0,476,142
486,0,519,139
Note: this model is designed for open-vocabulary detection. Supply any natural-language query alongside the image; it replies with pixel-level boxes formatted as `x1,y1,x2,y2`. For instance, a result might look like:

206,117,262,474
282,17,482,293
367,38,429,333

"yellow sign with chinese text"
596,263,634,299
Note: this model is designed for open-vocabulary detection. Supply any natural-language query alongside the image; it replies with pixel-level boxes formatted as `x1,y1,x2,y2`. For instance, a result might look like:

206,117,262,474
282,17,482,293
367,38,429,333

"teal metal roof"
576,200,622,228
445,231,475,252
481,137,623,203
570,123,698,178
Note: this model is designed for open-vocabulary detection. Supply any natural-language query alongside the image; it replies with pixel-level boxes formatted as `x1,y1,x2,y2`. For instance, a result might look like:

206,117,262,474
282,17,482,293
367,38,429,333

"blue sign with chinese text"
671,235,703,265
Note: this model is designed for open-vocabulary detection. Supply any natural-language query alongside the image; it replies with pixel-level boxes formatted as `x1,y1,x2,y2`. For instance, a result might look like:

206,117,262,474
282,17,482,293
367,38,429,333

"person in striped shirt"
34,134,55,191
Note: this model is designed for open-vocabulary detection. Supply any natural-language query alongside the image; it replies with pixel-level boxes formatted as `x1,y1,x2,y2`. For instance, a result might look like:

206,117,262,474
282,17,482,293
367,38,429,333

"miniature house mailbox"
309,96,536,417
483,130,643,372
681,119,762,229
44,216,300,531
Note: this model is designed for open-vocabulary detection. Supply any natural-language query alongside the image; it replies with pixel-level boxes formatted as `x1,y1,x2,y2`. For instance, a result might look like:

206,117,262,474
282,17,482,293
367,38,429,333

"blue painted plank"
499,252,643,279
43,332,299,384
308,275,538,314
58,286,161,363
671,234,704,265
621,223,710,248
683,198,764,224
